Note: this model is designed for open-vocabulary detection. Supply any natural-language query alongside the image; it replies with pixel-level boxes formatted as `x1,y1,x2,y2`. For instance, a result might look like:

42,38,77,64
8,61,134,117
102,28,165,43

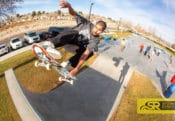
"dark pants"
49,30,93,67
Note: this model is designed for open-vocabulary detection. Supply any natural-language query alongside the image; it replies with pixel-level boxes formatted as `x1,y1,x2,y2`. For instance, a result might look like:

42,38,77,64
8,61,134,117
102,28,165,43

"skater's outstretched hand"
59,0,76,16
59,0,71,8
67,68,78,77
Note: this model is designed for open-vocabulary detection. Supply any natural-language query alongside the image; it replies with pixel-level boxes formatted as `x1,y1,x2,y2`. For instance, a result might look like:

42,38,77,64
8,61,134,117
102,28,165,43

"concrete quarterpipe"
5,46,133,121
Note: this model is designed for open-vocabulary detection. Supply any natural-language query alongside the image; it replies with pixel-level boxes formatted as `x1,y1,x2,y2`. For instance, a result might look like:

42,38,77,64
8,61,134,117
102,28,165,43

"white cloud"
95,0,117,7
162,0,175,11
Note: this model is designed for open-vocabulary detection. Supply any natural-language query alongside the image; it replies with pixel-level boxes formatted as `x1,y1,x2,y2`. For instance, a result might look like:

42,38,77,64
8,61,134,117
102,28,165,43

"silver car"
0,43,9,55
10,37,23,50
24,31,40,44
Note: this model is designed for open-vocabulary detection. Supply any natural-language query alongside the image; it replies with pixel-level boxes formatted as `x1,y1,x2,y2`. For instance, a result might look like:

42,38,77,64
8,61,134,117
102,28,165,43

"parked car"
24,31,40,44
9,37,23,50
48,27,65,38
39,31,51,41
0,43,9,56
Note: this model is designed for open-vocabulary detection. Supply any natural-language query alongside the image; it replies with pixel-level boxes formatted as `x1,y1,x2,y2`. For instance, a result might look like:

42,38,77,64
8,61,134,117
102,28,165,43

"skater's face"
92,24,104,36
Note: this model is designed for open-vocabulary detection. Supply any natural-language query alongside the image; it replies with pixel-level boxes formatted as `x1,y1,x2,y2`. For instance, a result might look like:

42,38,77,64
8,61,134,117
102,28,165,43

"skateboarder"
144,45,151,56
120,39,127,52
139,44,144,53
49,0,107,78
163,75,175,98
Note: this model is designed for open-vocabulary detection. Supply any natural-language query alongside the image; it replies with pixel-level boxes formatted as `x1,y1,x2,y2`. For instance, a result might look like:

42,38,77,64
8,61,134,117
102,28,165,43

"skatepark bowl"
5,46,133,121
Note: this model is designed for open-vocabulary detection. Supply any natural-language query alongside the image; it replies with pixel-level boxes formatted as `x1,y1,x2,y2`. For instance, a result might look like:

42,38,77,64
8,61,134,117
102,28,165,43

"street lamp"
89,2,94,20
118,17,122,31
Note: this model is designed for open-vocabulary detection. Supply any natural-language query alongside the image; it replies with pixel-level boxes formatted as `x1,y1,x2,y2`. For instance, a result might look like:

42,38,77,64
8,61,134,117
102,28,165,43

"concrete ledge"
5,68,42,121
106,68,134,121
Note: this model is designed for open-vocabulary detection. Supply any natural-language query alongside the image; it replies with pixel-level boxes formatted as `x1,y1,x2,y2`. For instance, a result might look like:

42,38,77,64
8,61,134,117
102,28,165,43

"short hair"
96,20,107,30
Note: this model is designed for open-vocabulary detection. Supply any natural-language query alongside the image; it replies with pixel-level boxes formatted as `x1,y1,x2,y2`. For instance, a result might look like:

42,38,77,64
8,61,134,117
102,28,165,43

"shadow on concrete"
112,57,123,67
155,69,167,92
22,67,121,121
163,60,168,68
118,62,130,84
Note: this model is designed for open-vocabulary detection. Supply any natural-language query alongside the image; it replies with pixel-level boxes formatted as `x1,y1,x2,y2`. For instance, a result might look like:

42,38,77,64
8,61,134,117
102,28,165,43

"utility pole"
89,2,94,20
118,17,122,31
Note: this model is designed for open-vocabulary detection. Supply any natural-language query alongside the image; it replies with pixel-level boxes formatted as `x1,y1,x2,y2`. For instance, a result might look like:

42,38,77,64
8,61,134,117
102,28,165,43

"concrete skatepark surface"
4,33,175,120
112,34,175,96
5,44,132,121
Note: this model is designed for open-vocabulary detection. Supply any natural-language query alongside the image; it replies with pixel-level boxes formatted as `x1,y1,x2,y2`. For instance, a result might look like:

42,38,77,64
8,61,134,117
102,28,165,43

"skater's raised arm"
59,0,76,16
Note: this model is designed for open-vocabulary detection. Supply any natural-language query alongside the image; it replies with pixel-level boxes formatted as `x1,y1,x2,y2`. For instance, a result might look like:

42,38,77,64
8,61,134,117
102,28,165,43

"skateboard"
32,44,76,85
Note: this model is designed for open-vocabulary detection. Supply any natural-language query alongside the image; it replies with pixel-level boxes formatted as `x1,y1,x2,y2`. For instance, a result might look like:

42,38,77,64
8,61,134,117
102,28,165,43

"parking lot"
0,26,69,57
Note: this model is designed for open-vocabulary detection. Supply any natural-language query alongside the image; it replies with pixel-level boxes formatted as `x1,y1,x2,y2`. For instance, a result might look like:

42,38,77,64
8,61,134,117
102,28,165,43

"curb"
5,68,42,121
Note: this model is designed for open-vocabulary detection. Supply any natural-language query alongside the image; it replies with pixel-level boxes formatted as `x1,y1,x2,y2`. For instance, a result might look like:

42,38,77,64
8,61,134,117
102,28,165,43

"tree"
16,13,20,17
0,0,23,20
37,11,41,15
32,11,36,18
57,10,61,15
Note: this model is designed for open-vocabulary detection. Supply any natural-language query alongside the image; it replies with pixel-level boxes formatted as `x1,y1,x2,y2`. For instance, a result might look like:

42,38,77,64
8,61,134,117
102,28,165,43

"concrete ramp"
5,46,133,121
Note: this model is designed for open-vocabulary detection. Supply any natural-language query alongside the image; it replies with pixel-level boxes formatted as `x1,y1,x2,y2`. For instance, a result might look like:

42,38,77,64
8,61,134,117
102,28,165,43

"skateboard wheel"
69,80,73,85
58,77,63,81
35,61,39,67
46,63,51,70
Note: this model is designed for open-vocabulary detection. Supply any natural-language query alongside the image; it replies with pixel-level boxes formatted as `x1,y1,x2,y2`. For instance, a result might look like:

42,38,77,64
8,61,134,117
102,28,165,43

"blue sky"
15,0,175,44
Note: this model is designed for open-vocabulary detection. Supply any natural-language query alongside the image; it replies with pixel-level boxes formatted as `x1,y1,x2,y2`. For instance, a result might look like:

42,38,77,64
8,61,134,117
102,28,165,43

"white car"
24,31,40,44
10,37,23,50
0,43,9,55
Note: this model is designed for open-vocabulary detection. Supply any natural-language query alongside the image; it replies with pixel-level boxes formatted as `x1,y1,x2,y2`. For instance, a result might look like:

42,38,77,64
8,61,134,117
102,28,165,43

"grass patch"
116,31,132,39
14,47,72,93
0,50,35,75
101,31,132,40
110,71,173,121
0,77,21,121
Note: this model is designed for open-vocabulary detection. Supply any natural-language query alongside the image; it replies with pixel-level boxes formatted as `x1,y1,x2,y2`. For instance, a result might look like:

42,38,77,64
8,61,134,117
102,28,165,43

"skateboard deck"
32,44,76,85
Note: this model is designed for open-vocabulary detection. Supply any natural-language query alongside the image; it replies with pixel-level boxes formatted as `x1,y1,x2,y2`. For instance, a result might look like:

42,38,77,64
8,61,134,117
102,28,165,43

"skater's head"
92,20,106,36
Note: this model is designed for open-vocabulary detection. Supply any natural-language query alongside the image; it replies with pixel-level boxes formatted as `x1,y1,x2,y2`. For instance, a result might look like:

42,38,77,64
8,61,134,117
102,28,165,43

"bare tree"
0,0,23,20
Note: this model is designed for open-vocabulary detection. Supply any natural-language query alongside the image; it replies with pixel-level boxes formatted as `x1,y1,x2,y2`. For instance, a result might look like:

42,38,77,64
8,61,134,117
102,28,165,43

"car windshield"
12,38,20,43
28,32,37,37
49,27,64,32
0,45,6,49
